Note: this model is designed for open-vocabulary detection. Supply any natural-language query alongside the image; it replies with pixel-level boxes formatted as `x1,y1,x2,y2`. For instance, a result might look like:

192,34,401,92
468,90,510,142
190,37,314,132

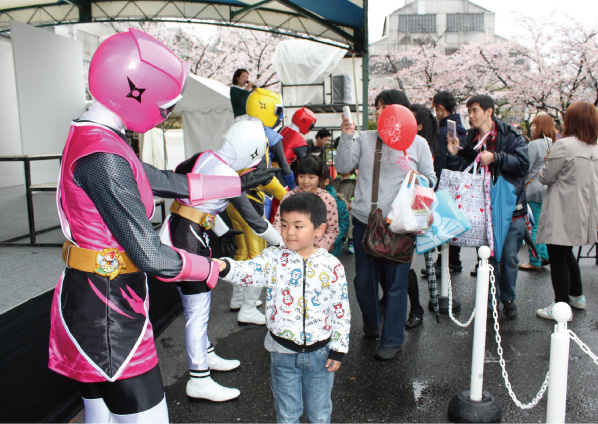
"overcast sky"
368,0,598,43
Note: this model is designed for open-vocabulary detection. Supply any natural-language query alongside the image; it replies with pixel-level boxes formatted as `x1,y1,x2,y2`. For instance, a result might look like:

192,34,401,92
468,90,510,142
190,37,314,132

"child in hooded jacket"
322,164,350,257
215,192,350,423
273,156,339,252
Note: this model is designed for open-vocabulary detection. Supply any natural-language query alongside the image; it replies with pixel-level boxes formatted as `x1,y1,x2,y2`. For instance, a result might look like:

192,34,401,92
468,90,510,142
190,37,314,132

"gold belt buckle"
94,248,127,280
200,213,215,230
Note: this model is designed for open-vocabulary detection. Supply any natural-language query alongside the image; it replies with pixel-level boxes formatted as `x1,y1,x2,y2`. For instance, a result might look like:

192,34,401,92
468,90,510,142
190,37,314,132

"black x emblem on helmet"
126,77,146,103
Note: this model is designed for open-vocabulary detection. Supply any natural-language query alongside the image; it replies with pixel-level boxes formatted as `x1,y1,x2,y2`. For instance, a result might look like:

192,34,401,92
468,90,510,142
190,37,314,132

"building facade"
370,0,500,55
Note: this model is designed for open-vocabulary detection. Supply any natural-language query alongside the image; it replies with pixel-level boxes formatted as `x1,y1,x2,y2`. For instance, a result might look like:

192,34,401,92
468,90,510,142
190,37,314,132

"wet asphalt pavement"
154,246,598,423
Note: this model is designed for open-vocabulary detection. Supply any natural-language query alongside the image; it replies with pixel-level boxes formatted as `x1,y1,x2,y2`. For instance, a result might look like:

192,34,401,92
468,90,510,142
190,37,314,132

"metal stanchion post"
546,302,572,424
448,246,501,423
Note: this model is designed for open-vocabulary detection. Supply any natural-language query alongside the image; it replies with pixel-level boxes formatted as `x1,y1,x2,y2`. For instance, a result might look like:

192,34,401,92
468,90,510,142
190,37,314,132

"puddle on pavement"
412,379,429,403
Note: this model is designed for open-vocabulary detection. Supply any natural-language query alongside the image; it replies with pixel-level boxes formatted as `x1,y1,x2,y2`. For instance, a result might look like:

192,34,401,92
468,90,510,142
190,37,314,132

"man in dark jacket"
447,94,529,320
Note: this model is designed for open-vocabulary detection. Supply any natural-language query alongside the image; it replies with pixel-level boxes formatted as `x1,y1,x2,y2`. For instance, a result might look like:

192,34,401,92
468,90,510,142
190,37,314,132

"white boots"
237,286,266,325
109,397,169,423
83,396,169,423
185,346,241,402
83,397,110,423
186,376,240,402
207,346,240,371
229,285,262,310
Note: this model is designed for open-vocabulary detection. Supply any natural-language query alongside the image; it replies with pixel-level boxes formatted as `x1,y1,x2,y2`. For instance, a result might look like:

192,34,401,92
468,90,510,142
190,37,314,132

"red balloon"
377,105,417,151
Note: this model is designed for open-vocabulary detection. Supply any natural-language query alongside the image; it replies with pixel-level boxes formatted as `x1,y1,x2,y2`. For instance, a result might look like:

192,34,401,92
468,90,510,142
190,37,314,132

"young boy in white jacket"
214,192,350,423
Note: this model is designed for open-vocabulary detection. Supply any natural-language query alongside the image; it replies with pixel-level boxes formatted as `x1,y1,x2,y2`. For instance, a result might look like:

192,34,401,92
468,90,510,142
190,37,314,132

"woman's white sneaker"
536,303,573,321
569,295,586,310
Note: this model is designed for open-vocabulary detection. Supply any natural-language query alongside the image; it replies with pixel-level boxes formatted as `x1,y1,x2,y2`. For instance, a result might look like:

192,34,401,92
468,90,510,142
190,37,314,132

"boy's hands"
213,258,226,272
326,359,341,372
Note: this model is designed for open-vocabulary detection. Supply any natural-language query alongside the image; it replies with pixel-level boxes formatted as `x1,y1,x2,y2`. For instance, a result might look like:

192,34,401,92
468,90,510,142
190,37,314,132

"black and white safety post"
448,246,501,423
546,302,572,423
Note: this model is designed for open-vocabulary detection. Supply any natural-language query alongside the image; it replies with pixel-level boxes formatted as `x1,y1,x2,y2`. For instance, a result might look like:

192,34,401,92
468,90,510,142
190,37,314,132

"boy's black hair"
374,89,410,108
280,192,327,228
296,156,325,183
316,129,331,139
321,163,332,187
432,91,458,114
466,94,495,115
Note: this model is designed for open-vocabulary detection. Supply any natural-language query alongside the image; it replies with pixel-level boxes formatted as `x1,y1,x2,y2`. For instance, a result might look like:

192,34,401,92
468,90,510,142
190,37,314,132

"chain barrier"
446,261,476,327
489,265,550,409
568,330,598,367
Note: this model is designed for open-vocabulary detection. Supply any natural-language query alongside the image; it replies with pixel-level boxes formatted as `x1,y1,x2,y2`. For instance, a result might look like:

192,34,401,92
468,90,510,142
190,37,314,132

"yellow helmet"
246,88,284,128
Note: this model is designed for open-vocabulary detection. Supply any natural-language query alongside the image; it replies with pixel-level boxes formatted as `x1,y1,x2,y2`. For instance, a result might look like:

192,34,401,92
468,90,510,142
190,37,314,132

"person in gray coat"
536,101,598,320
336,89,437,360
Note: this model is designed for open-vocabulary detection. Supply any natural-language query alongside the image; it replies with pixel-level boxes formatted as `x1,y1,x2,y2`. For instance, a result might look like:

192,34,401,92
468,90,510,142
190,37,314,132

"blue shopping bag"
416,189,472,254
491,176,517,262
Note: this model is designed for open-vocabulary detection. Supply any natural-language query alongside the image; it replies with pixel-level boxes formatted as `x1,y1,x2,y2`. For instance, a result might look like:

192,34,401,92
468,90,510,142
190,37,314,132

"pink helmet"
89,28,190,133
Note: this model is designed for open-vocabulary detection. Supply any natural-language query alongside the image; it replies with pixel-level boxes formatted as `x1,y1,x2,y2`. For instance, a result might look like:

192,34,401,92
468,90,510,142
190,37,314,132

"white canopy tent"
272,39,347,106
141,74,233,169
175,74,234,156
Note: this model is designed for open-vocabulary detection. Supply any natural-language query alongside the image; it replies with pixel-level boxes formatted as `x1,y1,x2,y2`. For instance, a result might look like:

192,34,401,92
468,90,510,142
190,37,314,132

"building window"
77,30,100,57
399,14,436,34
446,13,485,32
445,47,458,55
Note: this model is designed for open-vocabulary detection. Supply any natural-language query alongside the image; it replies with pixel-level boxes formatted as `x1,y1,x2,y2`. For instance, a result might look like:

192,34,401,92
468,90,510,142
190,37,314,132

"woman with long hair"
403,104,439,329
536,102,598,320
519,114,557,271
410,104,439,158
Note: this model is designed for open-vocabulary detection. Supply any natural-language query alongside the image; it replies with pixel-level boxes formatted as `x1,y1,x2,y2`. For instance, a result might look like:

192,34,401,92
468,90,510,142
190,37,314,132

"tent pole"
361,0,369,131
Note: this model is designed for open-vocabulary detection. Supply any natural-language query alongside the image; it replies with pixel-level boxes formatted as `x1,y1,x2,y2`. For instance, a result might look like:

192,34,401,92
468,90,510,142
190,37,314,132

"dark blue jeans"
270,347,334,423
352,217,411,348
490,216,526,303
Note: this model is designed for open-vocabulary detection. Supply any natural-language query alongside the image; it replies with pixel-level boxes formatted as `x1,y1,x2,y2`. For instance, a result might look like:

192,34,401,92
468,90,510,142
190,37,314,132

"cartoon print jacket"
222,246,350,358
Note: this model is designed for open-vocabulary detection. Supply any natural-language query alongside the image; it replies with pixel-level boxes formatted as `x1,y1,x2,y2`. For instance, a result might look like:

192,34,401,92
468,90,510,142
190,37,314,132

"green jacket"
326,185,350,257
230,86,250,118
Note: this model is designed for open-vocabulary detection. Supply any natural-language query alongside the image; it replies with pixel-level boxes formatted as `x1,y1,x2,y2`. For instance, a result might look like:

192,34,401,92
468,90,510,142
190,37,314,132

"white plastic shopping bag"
387,173,417,234
387,172,434,235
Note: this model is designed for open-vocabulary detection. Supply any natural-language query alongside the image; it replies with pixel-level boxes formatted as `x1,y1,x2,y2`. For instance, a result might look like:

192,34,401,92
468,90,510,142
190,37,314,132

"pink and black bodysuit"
49,108,243,386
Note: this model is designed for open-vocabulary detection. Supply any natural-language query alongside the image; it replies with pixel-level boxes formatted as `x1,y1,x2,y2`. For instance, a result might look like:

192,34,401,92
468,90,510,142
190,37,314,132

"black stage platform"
0,186,180,423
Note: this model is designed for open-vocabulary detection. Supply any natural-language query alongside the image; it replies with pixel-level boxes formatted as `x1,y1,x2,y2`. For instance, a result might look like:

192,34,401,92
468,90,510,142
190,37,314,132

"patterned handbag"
362,137,415,264
437,162,489,248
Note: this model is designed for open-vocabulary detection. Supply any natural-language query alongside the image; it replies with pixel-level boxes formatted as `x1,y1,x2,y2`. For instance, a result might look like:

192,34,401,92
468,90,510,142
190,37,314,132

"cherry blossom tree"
140,22,286,89
369,16,598,124
509,16,598,122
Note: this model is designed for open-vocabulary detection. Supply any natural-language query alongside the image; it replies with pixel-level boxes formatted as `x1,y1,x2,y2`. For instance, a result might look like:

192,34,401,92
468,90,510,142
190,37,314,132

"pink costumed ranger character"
49,28,276,423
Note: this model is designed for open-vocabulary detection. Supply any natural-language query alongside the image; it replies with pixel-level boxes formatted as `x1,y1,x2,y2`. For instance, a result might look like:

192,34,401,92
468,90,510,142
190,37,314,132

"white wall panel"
0,39,23,188
11,21,86,184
